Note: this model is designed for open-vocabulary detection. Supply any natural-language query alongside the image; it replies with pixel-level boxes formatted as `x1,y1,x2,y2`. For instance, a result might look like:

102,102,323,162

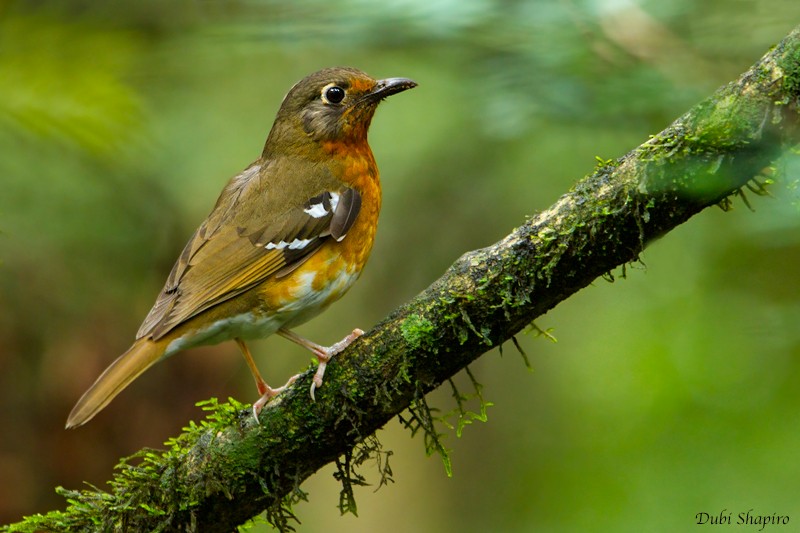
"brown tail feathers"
66,338,167,428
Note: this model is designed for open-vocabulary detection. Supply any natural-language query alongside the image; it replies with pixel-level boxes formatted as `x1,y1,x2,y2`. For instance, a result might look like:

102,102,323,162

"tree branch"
7,25,800,533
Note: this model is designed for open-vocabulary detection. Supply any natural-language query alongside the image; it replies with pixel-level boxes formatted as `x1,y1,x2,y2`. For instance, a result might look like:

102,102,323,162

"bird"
66,67,416,428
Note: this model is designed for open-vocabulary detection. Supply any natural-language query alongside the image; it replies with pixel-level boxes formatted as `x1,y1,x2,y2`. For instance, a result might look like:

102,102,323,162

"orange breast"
257,146,381,327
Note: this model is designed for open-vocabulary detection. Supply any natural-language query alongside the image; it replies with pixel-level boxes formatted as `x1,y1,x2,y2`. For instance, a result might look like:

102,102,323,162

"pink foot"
251,373,300,422
309,328,364,400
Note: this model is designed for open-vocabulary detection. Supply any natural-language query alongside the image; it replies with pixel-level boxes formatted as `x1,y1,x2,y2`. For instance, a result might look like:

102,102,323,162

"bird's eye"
322,85,346,104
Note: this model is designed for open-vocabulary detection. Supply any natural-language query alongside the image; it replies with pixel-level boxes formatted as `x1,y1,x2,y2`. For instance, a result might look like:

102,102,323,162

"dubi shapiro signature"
696,510,790,531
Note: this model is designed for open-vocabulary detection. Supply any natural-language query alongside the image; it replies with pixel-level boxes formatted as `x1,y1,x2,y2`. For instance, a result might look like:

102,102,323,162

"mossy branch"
7,25,800,533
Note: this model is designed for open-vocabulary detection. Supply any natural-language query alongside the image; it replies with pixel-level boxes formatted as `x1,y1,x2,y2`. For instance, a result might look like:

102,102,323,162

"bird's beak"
365,77,417,102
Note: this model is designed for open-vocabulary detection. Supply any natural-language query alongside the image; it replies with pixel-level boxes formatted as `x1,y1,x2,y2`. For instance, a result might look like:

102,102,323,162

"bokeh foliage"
1,0,799,531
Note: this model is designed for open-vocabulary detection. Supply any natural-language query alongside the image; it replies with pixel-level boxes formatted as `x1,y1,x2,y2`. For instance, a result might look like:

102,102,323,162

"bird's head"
264,67,416,156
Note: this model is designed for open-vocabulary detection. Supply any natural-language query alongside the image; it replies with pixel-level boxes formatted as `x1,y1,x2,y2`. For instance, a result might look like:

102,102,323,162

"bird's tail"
66,338,167,428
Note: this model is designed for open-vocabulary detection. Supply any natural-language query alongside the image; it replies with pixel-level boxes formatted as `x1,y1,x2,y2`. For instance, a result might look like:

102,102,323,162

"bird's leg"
277,327,365,400
235,338,297,421
235,338,269,395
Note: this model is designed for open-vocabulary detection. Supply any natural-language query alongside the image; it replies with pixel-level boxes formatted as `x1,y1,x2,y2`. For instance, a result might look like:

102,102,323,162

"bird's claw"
251,373,299,423
307,328,364,401
309,361,327,401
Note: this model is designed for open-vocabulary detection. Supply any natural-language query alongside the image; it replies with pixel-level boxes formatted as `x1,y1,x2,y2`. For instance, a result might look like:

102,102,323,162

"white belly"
163,266,359,357
276,268,360,327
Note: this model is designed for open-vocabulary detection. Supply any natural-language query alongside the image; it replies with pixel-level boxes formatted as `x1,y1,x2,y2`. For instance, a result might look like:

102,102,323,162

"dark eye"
323,85,345,104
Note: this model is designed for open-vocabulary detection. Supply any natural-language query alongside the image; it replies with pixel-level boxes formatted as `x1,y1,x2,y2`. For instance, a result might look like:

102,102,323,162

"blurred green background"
1,0,799,531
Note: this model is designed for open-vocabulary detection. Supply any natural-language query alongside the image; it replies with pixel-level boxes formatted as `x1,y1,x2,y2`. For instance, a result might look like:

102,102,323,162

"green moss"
333,435,393,517
777,39,800,96
400,394,453,477
400,313,437,352
1,397,306,532
690,95,755,149
442,367,493,438
593,155,622,175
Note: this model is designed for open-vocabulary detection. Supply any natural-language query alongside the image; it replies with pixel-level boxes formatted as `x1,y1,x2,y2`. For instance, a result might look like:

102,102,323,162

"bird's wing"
137,163,362,340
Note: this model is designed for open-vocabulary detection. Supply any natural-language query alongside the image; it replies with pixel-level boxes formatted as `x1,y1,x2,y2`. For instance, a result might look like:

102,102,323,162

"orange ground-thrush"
66,67,416,428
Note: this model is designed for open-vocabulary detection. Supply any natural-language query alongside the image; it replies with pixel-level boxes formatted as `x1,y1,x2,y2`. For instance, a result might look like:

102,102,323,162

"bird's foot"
251,373,300,422
276,327,365,400
309,328,364,400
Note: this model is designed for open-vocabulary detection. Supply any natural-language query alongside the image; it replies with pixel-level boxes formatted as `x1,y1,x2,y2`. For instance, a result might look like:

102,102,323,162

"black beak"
366,77,417,102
